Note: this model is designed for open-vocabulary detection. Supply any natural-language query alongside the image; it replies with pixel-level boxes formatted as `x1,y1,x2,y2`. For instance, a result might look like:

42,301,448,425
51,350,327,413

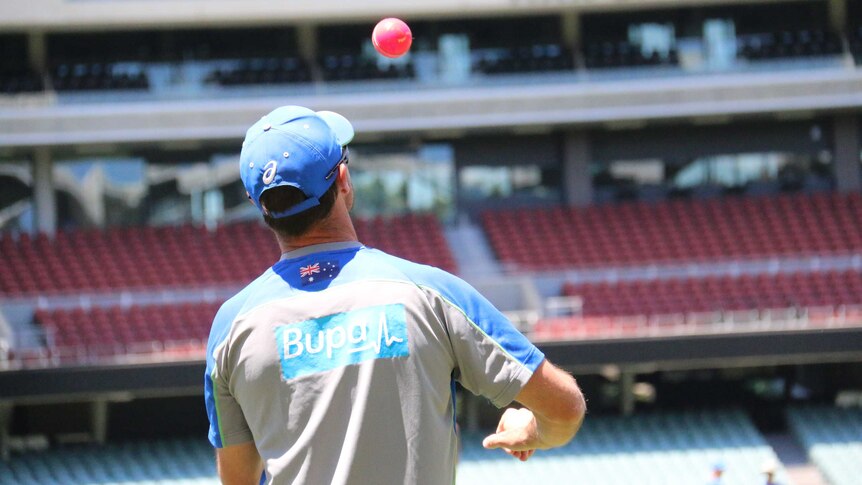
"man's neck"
275,215,358,254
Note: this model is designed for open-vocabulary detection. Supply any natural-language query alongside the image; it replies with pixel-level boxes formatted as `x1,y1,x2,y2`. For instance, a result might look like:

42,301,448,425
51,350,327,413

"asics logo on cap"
262,160,278,185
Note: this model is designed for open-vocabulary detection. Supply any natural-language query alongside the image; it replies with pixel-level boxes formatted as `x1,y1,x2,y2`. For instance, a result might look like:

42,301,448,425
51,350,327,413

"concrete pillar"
620,370,635,416
833,115,861,193
563,131,593,207
827,0,847,33
0,403,11,460
296,24,320,81
296,24,318,60
91,400,108,445
32,147,56,236
561,12,581,66
27,31,47,74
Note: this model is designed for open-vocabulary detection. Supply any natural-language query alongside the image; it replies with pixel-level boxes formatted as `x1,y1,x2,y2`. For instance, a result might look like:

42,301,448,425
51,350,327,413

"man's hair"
260,182,339,237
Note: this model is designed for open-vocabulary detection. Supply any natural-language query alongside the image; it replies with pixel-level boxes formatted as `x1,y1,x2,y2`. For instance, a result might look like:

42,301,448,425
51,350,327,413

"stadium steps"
0,303,42,349
445,218,502,277
787,406,862,485
764,433,827,485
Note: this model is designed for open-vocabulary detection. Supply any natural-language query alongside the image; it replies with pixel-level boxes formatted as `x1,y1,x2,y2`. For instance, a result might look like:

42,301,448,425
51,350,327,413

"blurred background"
0,0,861,483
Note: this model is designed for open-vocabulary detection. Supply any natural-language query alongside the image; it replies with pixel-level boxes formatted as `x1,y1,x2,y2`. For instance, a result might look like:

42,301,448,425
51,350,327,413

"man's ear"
336,163,352,192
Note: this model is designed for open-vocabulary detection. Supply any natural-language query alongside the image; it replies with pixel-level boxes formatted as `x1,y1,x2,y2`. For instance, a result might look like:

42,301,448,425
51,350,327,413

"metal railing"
0,336,207,372
530,304,862,342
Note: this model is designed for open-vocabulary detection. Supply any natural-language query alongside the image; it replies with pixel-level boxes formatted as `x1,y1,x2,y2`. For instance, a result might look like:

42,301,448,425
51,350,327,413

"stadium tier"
0,4,853,97
0,410,787,485
0,437,216,485
28,269,861,356
787,406,862,485
560,270,862,317
0,213,455,296
458,409,786,485
482,192,862,270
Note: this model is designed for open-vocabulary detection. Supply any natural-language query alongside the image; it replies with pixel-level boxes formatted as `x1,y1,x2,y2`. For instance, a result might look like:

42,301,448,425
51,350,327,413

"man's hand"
483,360,585,461
482,408,539,461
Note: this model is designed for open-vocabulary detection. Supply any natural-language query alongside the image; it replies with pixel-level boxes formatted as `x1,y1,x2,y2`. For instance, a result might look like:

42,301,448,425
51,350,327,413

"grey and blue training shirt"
204,241,545,485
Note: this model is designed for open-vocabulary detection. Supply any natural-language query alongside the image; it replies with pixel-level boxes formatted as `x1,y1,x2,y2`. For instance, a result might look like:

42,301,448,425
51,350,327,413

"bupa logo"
274,303,409,380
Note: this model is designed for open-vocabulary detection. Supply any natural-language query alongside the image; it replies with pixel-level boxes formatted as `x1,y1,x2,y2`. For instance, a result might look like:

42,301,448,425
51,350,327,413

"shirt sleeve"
205,299,254,448
420,271,545,408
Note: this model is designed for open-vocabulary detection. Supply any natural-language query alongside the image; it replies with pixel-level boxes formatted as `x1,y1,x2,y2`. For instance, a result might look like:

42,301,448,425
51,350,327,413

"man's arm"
482,359,585,460
216,442,264,485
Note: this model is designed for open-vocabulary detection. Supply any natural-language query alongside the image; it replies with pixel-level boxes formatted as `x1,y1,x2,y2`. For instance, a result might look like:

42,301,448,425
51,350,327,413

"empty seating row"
787,406,862,485
319,53,414,82
459,409,786,485
0,70,44,94
35,301,220,349
51,63,149,91
560,270,862,317
0,213,456,296
482,192,862,270
737,29,844,60
474,44,574,75
205,57,311,86
584,41,679,69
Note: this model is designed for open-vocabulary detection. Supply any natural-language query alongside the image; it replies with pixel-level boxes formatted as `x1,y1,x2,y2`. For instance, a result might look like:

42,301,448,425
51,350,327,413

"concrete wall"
0,0,794,31
2,68,861,150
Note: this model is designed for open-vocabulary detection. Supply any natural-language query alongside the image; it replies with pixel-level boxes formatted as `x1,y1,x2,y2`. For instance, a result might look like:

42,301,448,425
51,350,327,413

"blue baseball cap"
240,105,355,218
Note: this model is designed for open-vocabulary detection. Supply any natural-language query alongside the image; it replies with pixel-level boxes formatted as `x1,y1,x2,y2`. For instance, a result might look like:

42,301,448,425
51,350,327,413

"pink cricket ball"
372,18,413,58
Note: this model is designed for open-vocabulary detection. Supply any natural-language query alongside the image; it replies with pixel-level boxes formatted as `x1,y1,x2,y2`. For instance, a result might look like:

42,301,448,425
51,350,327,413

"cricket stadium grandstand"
1,0,862,483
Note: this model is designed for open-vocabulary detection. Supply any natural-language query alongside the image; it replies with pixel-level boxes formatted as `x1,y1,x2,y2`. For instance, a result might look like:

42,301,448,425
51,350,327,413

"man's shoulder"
358,247,473,303
207,269,277,352
358,247,456,287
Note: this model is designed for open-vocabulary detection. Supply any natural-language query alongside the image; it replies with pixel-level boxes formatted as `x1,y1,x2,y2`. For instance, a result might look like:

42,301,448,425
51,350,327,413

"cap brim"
317,110,355,146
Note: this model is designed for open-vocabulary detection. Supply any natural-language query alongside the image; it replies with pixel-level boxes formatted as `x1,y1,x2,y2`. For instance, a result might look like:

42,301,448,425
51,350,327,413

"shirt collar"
279,241,364,261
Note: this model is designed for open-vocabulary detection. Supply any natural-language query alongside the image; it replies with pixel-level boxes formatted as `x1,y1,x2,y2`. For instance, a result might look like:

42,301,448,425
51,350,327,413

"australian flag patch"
299,260,340,286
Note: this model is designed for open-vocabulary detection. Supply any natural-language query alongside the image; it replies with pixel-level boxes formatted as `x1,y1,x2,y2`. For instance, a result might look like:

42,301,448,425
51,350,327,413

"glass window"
438,34,472,84
349,142,454,221
628,23,675,58
0,161,34,234
672,152,826,189
51,155,247,230
609,160,665,185
703,19,737,70
459,164,560,202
